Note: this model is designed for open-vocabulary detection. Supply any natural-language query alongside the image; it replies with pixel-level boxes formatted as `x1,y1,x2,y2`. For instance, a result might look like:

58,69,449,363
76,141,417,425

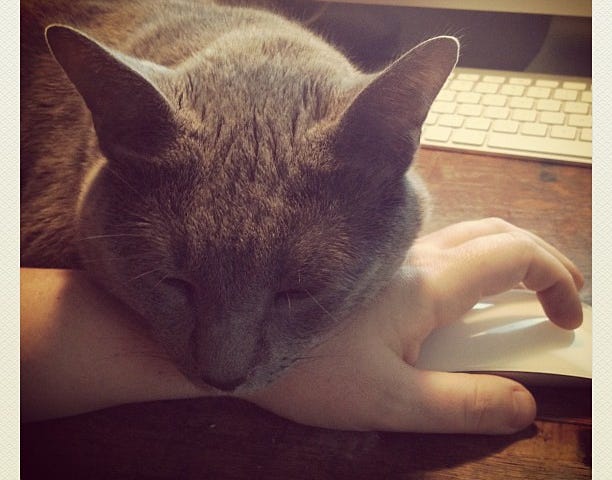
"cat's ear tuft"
45,24,177,162
333,36,459,179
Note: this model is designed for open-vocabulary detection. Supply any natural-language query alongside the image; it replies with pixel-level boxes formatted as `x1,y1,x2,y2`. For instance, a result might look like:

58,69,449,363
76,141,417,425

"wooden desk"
21,151,592,479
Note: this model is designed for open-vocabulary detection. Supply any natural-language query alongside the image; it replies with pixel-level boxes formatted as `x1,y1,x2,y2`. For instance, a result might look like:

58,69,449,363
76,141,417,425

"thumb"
404,369,537,434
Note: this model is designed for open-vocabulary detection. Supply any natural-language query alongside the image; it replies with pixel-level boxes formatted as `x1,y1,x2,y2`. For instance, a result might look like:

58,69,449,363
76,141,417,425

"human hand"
240,218,584,434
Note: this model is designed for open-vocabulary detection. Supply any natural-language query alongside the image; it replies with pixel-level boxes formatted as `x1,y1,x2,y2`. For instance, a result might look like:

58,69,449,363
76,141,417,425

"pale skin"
21,218,584,434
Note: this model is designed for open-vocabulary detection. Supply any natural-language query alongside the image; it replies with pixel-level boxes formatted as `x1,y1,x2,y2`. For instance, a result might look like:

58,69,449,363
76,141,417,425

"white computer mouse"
414,289,592,387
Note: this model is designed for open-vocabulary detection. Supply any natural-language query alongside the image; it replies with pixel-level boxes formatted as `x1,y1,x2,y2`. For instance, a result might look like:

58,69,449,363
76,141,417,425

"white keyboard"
421,67,592,166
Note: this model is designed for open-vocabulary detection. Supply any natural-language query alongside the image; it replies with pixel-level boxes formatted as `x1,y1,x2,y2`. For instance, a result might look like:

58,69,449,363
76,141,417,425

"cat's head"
45,23,457,391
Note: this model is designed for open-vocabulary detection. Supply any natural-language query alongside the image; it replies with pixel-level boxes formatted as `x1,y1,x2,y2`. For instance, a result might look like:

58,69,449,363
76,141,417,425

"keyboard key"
438,114,464,128
522,123,547,136
540,112,565,125
465,117,491,131
500,84,525,96
568,114,592,128
436,90,456,102
424,112,438,126
488,132,592,158
526,86,551,98
431,101,456,114
509,97,534,109
457,73,480,81
581,128,592,142
474,82,499,94
482,94,507,107
564,102,590,114
536,99,562,112
451,130,486,146
550,126,577,140
492,119,519,133
511,109,537,122
456,92,481,104
509,77,531,86
419,68,592,164
535,79,559,88
483,75,505,84
483,106,510,119
563,81,587,90
553,88,578,101
449,80,474,92
457,104,483,117
423,126,452,142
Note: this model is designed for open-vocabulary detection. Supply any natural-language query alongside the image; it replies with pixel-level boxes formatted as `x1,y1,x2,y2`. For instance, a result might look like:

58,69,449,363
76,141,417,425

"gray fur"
21,0,458,391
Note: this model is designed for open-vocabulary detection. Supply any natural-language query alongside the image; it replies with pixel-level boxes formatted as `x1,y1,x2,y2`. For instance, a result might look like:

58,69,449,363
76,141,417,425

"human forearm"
20,268,210,422
21,219,584,433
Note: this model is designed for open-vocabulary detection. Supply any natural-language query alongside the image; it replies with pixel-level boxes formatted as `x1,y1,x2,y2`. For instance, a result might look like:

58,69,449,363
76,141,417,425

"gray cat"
21,0,458,391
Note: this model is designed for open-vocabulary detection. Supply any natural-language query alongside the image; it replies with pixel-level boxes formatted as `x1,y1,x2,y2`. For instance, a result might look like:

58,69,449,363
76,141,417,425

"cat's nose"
190,302,267,392
200,374,246,392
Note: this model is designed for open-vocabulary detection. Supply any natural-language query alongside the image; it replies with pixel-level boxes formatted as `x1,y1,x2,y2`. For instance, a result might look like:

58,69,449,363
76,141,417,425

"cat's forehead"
167,77,343,196
169,31,363,130
140,153,350,272
175,70,339,136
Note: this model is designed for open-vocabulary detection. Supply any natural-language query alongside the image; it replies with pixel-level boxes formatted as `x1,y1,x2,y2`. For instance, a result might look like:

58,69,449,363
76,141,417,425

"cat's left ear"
45,24,176,162
333,36,458,178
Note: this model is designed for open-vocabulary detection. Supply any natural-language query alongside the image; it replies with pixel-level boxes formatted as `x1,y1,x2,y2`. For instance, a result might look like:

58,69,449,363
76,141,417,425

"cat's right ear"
45,24,176,162
332,36,458,181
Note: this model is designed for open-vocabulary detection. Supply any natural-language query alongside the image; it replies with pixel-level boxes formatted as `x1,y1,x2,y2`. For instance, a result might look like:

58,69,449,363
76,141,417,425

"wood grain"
21,390,592,479
21,151,592,479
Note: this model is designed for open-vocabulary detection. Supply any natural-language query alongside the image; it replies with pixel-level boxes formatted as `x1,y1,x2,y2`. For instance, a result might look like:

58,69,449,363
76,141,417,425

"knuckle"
505,229,534,251
464,381,496,431
485,216,512,232
506,231,537,271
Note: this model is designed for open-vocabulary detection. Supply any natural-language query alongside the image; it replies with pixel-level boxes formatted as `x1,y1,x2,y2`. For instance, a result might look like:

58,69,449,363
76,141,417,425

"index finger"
415,218,584,290
423,231,582,330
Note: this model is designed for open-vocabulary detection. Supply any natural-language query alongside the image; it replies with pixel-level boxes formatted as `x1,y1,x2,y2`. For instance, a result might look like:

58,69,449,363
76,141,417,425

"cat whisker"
153,273,170,289
286,292,292,316
291,354,322,362
104,221,152,230
79,254,151,264
305,289,338,324
127,268,163,283
78,233,148,241
105,165,148,202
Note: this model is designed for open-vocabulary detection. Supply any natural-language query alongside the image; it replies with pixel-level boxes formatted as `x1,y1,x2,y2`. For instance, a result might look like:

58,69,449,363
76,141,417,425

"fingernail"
511,388,537,430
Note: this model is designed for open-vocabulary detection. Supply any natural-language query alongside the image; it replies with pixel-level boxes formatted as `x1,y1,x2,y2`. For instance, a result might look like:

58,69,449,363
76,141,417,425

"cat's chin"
186,374,278,395
182,360,298,394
